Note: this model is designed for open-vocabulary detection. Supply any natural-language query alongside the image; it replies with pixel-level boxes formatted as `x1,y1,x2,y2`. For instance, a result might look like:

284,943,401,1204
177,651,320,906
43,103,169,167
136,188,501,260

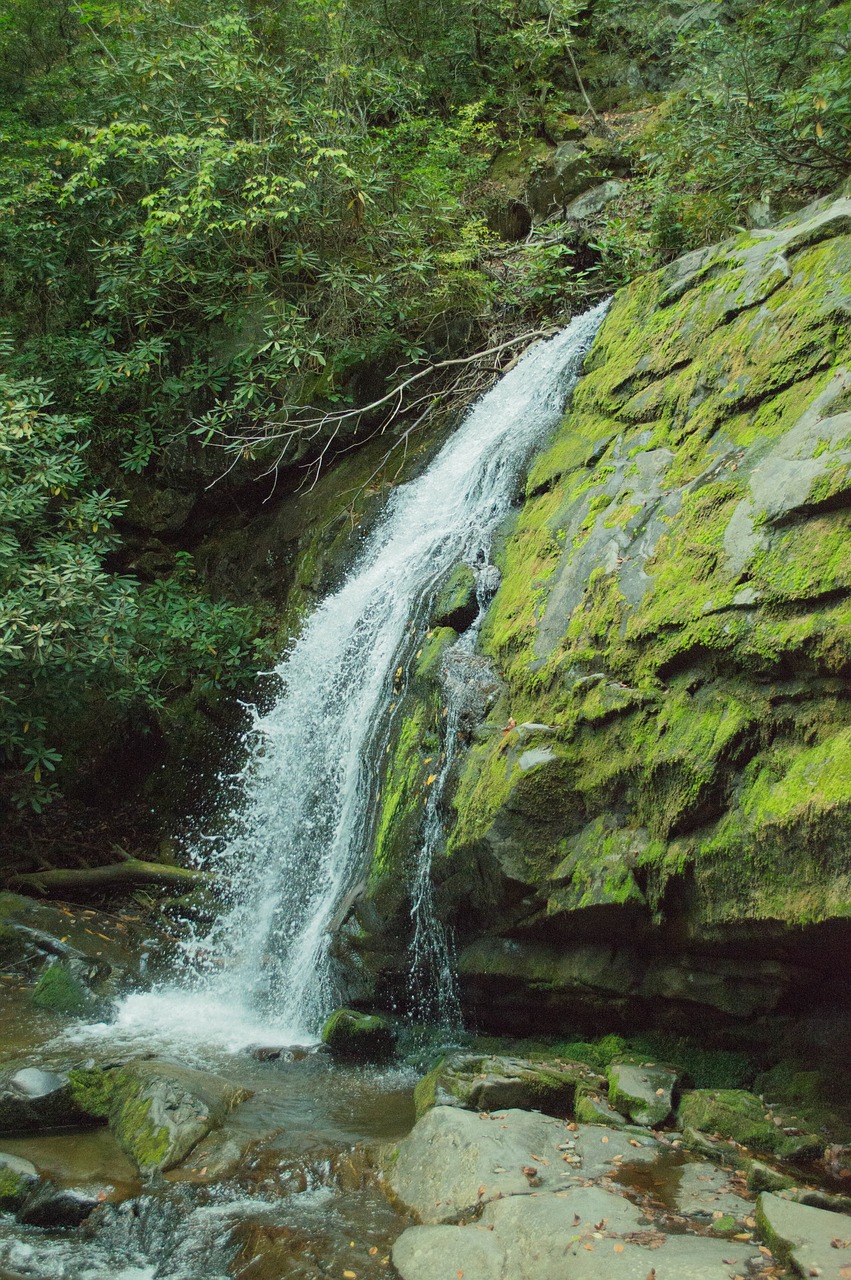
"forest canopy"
0,0,848,814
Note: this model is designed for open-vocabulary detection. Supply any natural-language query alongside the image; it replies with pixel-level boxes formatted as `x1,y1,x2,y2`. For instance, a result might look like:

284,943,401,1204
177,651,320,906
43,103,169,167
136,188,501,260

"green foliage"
0,365,267,809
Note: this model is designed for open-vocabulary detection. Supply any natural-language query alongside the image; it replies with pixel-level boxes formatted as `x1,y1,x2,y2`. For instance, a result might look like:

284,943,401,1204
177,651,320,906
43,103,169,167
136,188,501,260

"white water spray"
107,303,608,1051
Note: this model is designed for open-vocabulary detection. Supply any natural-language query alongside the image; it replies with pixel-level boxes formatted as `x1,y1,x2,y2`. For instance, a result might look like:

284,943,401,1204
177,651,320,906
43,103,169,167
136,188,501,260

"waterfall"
105,302,608,1052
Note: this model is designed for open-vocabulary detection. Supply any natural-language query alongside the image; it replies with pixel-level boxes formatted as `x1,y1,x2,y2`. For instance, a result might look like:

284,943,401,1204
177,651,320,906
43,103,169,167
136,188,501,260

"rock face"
360,192,851,1034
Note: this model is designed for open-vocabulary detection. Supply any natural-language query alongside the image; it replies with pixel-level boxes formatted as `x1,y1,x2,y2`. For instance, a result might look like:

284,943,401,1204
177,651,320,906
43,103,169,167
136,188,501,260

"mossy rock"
574,1083,627,1127
677,1089,822,1160
321,1009,395,1062
68,1060,249,1176
413,1052,603,1119
31,962,97,1016
0,1155,39,1209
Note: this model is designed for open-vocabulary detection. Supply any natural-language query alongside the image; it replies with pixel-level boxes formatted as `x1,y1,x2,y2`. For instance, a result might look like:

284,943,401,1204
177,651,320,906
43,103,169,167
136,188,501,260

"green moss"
321,1008,395,1061
110,1077,170,1172
677,1089,820,1159
31,962,93,1016
0,1167,31,1209
68,1067,118,1118
413,1058,444,1118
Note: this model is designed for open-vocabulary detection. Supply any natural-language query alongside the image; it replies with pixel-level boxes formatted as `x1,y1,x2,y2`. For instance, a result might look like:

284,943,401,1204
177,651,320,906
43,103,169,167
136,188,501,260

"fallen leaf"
343,1272,357,1279
369,1247,378,1256
457,1271,464,1279
601,1136,609,1144
613,1243,625,1253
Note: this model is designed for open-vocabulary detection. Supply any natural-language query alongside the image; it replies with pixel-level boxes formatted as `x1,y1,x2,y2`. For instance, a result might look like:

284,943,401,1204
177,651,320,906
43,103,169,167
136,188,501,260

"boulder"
0,1152,39,1209
321,1009,394,1062
757,1191,851,1279
0,1067,99,1134
67,1060,250,1175
413,1052,602,1119
678,1090,822,1161
607,1060,678,1127
31,961,99,1016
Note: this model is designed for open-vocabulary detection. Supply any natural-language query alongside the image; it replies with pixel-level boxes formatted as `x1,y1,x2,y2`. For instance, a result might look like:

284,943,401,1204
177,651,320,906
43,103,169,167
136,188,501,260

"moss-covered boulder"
677,1089,822,1161
68,1060,249,1176
321,1008,395,1062
607,1060,678,1127
0,1153,39,1209
413,1052,602,1120
31,962,97,1016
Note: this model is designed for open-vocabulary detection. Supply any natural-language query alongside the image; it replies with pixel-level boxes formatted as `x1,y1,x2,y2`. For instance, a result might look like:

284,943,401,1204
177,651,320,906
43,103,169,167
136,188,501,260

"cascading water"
108,301,608,1051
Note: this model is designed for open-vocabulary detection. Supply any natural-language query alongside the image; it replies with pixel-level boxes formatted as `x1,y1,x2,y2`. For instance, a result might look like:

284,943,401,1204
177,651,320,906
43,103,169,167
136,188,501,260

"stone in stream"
0,1152,40,1209
67,1060,250,1176
320,1008,395,1062
757,1191,851,1279
16,1182,105,1228
384,1107,661,1224
413,1052,603,1119
0,1067,98,1134
392,1183,762,1280
607,1060,678,1127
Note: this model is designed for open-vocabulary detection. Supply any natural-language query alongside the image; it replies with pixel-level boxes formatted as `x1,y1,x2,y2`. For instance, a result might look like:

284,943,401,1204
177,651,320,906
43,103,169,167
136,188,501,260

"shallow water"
0,988,415,1280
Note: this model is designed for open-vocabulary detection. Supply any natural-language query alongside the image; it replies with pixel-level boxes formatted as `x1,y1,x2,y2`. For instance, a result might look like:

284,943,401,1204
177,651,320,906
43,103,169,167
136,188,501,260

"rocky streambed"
1,890,850,1279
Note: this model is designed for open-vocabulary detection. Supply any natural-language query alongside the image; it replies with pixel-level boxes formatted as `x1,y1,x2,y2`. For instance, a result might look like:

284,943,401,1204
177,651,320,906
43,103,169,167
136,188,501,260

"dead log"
9,859,212,900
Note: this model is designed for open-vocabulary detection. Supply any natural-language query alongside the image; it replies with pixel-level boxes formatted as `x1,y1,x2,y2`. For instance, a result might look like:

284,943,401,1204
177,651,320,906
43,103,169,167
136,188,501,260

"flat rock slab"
570,1123,660,1179
608,1061,678,1127
758,1191,851,1279
393,1185,761,1280
675,1161,754,1227
386,1109,663,1224
387,1106,577,1222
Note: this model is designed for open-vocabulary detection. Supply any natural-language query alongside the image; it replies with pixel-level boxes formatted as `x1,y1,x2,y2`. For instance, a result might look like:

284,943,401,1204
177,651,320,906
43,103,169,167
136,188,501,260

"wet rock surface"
385,1086,851,1280
0,1067,98,1134
607,1060,678,1127
758,1191,851,1279
413,1052,602,1119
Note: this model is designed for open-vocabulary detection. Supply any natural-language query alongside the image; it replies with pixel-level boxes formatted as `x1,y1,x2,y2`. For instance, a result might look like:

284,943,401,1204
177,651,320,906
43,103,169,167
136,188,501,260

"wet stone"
607,1060,678,1128
393,1183,763,1280
0,1066,96,1134
757,1191,851,1279
674,1160,753,1229
17,1182,104,1228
